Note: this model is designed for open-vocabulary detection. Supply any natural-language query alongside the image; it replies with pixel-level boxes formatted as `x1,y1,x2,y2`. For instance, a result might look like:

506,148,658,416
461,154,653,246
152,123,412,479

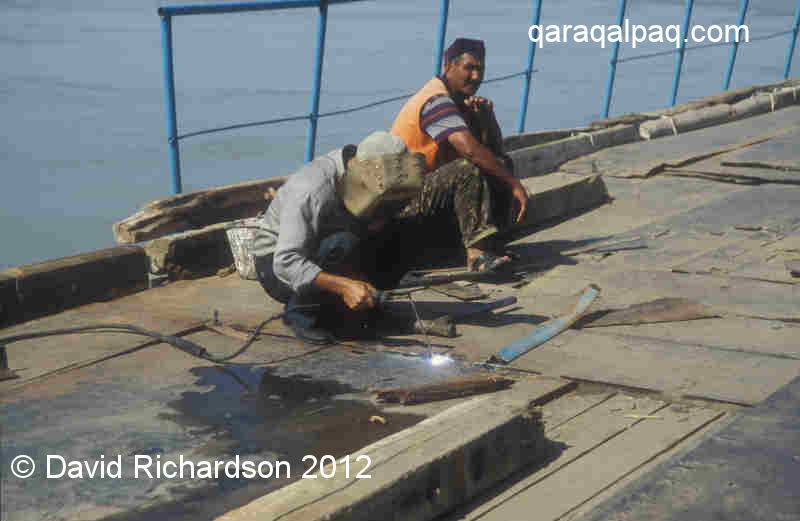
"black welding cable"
0,312,286,364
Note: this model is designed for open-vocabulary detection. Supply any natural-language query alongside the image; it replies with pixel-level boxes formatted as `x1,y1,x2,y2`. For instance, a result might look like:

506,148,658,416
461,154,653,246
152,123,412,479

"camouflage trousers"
396,158,512,248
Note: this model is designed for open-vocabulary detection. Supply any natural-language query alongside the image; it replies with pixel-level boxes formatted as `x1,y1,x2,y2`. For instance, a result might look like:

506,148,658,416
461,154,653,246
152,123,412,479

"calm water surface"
1,0,797,269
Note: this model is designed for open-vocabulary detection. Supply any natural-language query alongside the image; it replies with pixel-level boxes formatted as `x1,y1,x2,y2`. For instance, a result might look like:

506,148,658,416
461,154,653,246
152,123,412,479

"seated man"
251,131,425,345
391,37,529,272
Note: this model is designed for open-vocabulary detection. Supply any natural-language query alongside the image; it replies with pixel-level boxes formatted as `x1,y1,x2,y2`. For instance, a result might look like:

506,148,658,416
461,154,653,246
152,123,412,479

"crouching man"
251,131,425,345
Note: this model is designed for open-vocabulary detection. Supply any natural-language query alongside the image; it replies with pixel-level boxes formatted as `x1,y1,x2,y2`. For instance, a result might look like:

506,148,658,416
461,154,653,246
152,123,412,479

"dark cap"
444,38,485,64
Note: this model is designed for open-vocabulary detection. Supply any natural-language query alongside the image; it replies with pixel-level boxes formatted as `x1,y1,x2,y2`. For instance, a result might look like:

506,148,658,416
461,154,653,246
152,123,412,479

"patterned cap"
339,132,424,219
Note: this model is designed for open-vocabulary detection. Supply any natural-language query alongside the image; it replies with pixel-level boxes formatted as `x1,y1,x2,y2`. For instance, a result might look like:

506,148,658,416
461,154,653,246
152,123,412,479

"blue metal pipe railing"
434,0,450,77
724,0,750,90
305,0,328,163
670,0,695,107
158,0,800,194
159,14,182,195
157,0,360,17
784,0,800,79
602,0,628,119
517,0,543,134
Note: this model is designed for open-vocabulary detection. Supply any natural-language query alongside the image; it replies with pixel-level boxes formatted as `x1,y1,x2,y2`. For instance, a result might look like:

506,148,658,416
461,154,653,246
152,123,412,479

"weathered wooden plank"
113,177,285,244
639,104,734,140
214,378,572,521
559,106,800,179
0,275,272,393
143,221,234,280
448,394,669,521
527,263,800,321
670,234,800,285
520,173,608,227
582,317,800,361
459,403,723,521
508,327,800,405
0,306,202,394
2,245,148,324
663,129,800,185
374,375,516,405
133,173,608,279
583,376,800,521
509,125,638,179
538,391,616,432
577,298,719,328
0,272,16,325
115,146,610,247
503,128,588,153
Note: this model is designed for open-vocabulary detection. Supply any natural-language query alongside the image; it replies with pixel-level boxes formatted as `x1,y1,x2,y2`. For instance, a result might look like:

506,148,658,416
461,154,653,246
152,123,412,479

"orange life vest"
391,77,460,172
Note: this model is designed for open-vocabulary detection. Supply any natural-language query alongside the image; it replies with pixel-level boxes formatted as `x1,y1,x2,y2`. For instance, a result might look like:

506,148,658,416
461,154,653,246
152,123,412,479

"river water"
1,0,797,269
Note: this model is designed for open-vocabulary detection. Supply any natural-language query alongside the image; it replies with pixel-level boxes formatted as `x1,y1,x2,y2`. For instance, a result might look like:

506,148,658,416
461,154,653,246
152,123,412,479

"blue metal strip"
158,0,362,17
602,0,628,119
433,0,450,77
495,285,600,364
724,0,750,90
160,14,183,194
670,0,695,107
516,0,543,134
784,0,800,79
304,0,328,162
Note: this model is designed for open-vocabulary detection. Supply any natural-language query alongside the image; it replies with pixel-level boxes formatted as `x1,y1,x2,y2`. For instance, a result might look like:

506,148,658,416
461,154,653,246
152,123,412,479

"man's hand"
509,178,528,224
465,96,504,156
340,279,378,311
447,129,528,224
313,272,378,311
466,96,492,114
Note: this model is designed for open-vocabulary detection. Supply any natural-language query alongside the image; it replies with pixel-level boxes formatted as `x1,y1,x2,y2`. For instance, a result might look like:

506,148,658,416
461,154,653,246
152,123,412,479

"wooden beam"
113,177,287,244
3,246,148,325
374,375,516,405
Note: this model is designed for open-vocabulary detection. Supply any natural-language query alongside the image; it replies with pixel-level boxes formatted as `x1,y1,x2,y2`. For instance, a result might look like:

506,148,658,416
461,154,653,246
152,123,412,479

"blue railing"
159,0,800,194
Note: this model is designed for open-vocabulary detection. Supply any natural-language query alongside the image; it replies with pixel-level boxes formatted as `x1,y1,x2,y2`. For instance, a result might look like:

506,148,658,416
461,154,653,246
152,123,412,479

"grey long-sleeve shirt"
251,149,361,294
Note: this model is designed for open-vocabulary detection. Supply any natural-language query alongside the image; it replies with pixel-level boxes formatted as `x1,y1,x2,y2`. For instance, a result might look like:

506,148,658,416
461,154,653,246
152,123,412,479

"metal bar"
434,0,450,76
158,0,361,17
492,285,600,364
516,0,543,134
670,0,695,107
784,0,800,79
620,28,793,65
724,0,750,90
485,70,529,84
178,114,309,140
304,0,328,162
178,69,530,141
160,14,183,194
602,0,627,119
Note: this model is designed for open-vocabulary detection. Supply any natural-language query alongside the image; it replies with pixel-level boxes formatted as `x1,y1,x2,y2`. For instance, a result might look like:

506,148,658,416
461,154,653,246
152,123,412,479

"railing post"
784,0,800,79
305,0,328,163
670,0,695,107
160,13,182,194
434,0,450,76
724,0,749,90
602,0,628,119
516,0,543,134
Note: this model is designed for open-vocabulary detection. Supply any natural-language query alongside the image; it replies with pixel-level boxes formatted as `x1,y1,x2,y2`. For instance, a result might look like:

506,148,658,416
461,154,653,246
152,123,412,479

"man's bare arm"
313,272,377,310
447,129,528,223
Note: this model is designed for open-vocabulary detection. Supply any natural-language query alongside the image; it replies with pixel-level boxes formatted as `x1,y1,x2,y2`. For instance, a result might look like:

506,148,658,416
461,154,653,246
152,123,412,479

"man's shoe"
282,313,335,345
